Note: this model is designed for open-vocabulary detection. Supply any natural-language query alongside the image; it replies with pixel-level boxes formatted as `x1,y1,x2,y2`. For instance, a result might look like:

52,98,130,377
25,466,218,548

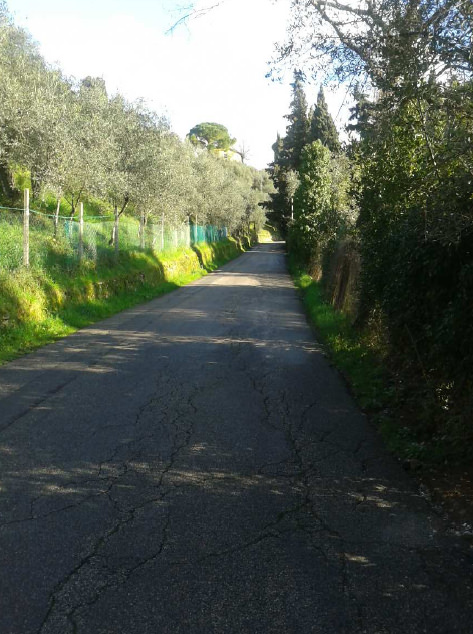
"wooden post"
114,206,119,260
78,202,84,262
161,213,164,251
140,210,145,249
23,188,29,267
54,198,60,238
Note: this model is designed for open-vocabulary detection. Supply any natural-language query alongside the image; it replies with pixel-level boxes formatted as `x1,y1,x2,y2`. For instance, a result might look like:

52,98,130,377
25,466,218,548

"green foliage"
290,260,386,412
291,141,332,262
0,238,248,364
281,70,310,171
354,86,473,452
267,73,311,234
308,87,341,153
290,141,353,270
274,1,472,91
284,169,299,204
267,135,291,233
268,73,345,237
187,122,236,153
0,7,266,239
274,0,473,462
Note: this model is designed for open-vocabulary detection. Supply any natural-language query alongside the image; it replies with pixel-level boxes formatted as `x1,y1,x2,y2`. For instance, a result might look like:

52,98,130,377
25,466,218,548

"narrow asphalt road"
0,243,472,634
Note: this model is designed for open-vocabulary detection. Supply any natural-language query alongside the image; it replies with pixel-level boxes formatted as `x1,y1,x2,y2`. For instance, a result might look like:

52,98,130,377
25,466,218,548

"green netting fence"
190,224,228,244
0,202,228,271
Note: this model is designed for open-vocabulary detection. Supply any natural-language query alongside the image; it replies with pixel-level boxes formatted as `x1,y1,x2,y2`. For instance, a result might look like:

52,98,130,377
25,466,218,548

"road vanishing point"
0,242,472,633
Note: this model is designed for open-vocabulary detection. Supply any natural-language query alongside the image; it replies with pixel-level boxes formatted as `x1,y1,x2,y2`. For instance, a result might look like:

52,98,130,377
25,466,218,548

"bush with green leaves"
273,0,473,458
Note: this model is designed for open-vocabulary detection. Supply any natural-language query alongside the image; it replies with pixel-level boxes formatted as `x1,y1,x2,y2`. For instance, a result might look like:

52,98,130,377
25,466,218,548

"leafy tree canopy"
271,0,473,450
273,1,473,94
187,122,236,153
0,1,269,237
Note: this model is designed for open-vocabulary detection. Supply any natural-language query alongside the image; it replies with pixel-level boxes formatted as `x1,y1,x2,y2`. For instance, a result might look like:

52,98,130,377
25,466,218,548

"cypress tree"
267,73,309,234
309,87,341,153
282,70,310,171
267,133,289,231
271,133,284,166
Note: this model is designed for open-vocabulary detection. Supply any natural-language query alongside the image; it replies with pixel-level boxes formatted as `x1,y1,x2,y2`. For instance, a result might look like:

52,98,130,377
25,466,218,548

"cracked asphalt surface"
0,242,472,633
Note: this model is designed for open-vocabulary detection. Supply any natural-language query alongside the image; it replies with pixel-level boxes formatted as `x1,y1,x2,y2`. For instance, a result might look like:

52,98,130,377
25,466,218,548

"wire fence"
0,195,228,271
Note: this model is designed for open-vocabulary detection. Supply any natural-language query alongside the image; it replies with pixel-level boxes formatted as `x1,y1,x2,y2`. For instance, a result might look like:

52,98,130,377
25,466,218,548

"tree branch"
166,1,226,34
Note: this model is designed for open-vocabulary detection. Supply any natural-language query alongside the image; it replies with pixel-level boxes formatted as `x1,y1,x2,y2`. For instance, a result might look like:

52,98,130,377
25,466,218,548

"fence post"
78,202,84,262
161,213,164,251
54,199,60,238
23,188,29,267
140,210,145,249
114,207,119,260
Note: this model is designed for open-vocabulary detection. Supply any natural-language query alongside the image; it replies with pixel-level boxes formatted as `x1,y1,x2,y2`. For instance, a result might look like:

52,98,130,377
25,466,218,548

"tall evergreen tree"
309,87,340,153
271,133,283,166
282,70,310,171
267,133,289,231
292,141,334,261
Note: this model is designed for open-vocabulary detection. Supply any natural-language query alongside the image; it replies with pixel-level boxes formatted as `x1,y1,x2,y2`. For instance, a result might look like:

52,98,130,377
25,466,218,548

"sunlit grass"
290,261,416,459
293,270,386,411
291,262,472,465
0,238,249,365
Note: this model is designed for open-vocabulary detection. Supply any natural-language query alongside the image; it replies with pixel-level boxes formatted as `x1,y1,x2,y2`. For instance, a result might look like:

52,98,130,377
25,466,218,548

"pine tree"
308,87,340,153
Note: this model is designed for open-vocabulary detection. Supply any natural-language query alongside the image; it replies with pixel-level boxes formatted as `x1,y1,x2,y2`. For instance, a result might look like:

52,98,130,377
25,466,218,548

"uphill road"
0,242,472,634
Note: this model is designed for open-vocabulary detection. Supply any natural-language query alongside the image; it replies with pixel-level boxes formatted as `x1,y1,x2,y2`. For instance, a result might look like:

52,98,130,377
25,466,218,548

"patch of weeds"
0,317,75,363
0,240,246,365
292,266,387,412
290,260,422,462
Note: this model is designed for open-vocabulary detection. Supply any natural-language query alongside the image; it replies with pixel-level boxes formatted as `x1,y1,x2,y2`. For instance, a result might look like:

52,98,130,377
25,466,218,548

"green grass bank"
289,257,436,465
0,237,253,364
290,257,473,528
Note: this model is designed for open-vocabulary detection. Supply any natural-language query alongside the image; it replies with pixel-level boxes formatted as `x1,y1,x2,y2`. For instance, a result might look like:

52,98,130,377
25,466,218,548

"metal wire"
0,207,227,270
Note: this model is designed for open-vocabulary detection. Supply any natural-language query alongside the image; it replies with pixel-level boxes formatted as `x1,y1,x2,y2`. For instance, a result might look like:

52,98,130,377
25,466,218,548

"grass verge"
292,265,387,410
0,237,252,364
290,258,426,463
291,257,473,531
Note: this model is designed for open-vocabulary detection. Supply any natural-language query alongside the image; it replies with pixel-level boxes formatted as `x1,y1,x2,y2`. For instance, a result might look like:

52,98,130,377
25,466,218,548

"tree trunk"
69,195,76,219
0,163,14,198
109,197,129,247
30,176,40,200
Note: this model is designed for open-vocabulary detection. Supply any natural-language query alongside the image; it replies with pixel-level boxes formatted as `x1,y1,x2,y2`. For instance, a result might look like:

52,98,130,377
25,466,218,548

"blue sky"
7,0,347,169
